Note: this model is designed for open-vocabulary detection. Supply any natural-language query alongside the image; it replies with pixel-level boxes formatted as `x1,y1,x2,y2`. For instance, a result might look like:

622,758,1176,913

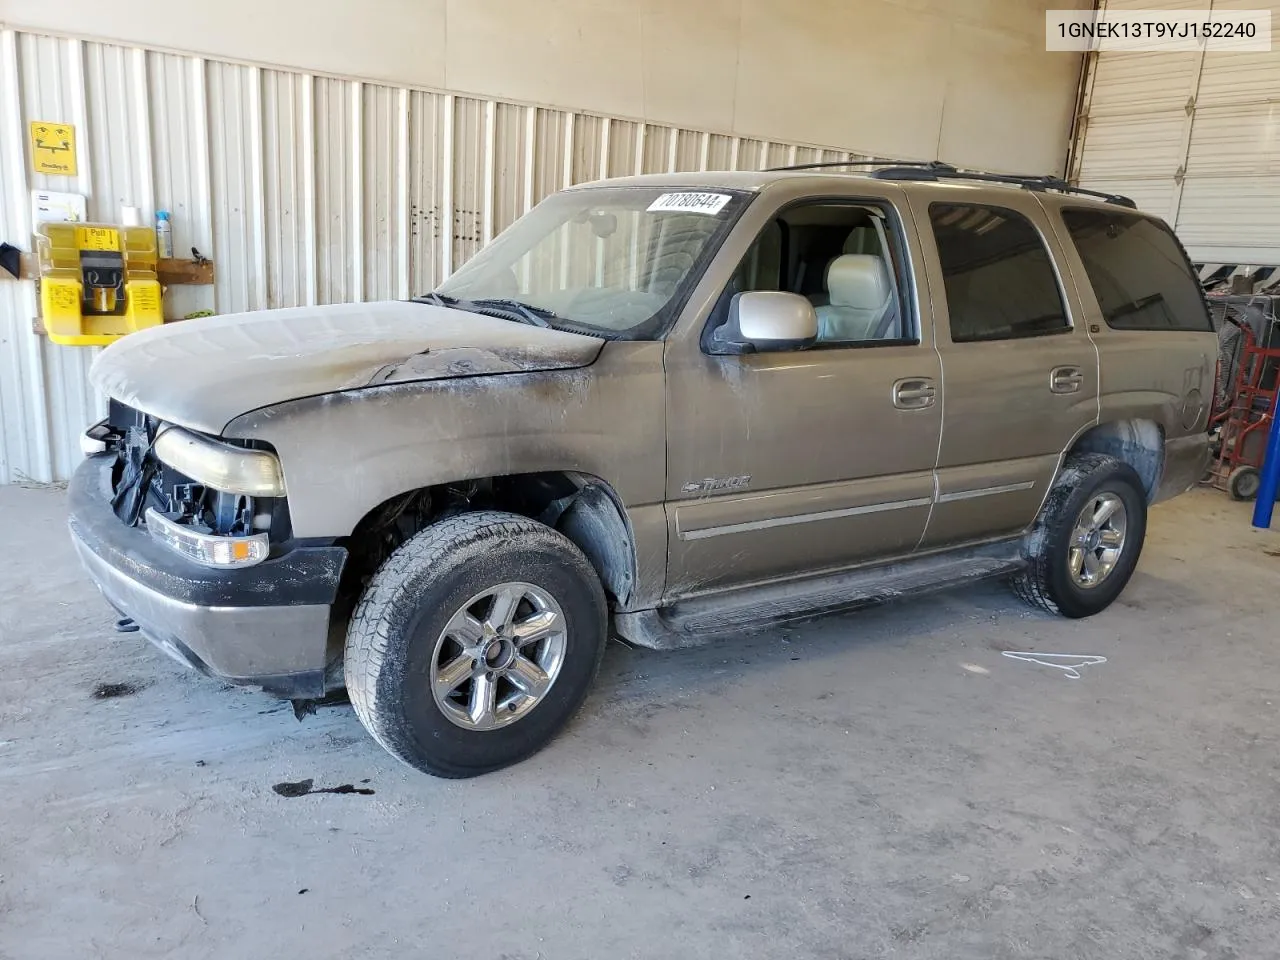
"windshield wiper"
466,298,555,328
414,292,562,329
411,291,461,308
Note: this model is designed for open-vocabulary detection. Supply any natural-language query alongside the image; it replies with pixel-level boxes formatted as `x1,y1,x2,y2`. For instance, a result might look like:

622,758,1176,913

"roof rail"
763,158,1137,209
765,159,958,174
869,166,1137,208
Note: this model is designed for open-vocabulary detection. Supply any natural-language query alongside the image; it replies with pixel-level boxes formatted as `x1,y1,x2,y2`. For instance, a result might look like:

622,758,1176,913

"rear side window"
1060,209,1211,332
929,203,1069,343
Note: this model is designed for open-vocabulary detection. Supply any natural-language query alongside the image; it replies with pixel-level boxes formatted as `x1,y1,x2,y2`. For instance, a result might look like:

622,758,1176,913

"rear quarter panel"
1039,197,1215,499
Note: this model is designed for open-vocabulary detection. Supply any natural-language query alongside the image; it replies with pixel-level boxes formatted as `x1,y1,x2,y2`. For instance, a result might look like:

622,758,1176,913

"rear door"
909,187,1100,548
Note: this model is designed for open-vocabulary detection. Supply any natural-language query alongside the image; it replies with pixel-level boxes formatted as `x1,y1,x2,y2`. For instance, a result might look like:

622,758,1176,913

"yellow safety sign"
76,226,120,252
29,121,78,176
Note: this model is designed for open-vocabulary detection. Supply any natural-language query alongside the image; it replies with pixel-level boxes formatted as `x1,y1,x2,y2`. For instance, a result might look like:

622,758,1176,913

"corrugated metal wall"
0,28,859,484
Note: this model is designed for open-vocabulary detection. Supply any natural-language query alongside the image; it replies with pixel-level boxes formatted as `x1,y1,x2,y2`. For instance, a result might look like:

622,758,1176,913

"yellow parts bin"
35,222,164,346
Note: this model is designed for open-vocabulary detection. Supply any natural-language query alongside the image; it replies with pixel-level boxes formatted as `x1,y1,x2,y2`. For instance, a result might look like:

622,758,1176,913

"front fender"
223,343,666,541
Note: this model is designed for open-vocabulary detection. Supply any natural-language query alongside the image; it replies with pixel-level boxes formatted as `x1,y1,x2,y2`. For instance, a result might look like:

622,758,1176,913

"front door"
663,188,943,598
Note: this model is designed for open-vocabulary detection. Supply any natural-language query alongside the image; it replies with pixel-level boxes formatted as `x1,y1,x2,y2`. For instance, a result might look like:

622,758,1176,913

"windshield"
435,186,749,339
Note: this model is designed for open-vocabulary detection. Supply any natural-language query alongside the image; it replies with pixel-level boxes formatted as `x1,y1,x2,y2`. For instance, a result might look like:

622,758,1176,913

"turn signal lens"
146,508,269,568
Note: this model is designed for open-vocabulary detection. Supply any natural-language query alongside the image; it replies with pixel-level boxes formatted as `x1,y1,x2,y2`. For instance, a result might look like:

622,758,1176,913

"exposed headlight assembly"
154,427,286,496
146,508,269,568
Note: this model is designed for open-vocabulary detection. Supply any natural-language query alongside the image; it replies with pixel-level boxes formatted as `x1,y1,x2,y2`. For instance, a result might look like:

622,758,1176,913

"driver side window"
709,201,914,347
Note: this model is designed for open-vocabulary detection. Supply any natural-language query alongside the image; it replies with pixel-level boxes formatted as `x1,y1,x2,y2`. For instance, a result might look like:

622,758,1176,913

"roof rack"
868,166,1137,208
765,159,957,174
766,158,1136,209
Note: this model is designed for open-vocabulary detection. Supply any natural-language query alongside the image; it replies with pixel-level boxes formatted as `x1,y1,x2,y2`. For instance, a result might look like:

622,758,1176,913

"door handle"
892,377,936,410
1050,365,1084,394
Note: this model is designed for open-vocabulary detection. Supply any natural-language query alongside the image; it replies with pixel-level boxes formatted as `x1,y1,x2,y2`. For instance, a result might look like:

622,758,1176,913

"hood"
90,301,604,434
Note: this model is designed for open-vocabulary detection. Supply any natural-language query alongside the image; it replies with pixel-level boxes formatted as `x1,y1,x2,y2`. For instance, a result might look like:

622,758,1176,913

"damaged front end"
96,401,290,567
68,400,346,698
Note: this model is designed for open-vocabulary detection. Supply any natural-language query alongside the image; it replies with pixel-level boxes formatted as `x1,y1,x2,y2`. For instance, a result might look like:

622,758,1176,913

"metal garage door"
1070,0,1280,265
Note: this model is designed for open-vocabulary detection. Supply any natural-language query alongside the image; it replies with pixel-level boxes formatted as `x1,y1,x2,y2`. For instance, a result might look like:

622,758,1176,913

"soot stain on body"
92,681,149,700
272,778,375,798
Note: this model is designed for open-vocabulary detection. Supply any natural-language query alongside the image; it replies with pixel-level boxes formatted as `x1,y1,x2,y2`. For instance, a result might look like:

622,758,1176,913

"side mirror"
720,291,818,352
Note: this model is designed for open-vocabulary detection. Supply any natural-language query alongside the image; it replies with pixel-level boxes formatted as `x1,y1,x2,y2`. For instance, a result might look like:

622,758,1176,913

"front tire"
344,511,608,778
1012,453,1148,619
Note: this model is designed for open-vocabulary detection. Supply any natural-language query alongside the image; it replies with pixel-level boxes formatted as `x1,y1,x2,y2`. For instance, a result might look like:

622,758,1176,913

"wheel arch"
554,474,638,609
1065,418,1164,502
341,470,640,609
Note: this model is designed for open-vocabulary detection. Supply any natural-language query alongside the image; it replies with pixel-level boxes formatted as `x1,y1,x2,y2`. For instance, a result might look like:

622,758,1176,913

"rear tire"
1011,453,1147,619
344,511,608,778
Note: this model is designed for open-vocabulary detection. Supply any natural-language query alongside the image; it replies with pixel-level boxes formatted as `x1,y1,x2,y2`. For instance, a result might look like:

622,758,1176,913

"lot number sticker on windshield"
647,192,732,215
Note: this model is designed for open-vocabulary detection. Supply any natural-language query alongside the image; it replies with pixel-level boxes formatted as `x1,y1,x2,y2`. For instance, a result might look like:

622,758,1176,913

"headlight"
146,508,269,568
154,427,286,496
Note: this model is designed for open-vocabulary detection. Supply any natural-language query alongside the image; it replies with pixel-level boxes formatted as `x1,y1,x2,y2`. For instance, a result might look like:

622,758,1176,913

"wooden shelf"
16,249,216,338
5,251,214,285
157,256,215,285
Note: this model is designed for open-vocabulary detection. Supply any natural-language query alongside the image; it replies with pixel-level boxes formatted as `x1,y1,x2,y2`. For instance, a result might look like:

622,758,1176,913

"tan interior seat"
814,254,894,341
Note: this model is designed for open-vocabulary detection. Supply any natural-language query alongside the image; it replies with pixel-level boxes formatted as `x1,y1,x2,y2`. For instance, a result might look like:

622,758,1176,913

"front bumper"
68,455,347,697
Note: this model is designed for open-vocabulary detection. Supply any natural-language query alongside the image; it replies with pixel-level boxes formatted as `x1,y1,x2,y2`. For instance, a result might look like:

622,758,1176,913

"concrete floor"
2,484,1280,959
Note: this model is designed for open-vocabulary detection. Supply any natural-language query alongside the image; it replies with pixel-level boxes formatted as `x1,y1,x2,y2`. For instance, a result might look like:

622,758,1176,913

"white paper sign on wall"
31,189,87,224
